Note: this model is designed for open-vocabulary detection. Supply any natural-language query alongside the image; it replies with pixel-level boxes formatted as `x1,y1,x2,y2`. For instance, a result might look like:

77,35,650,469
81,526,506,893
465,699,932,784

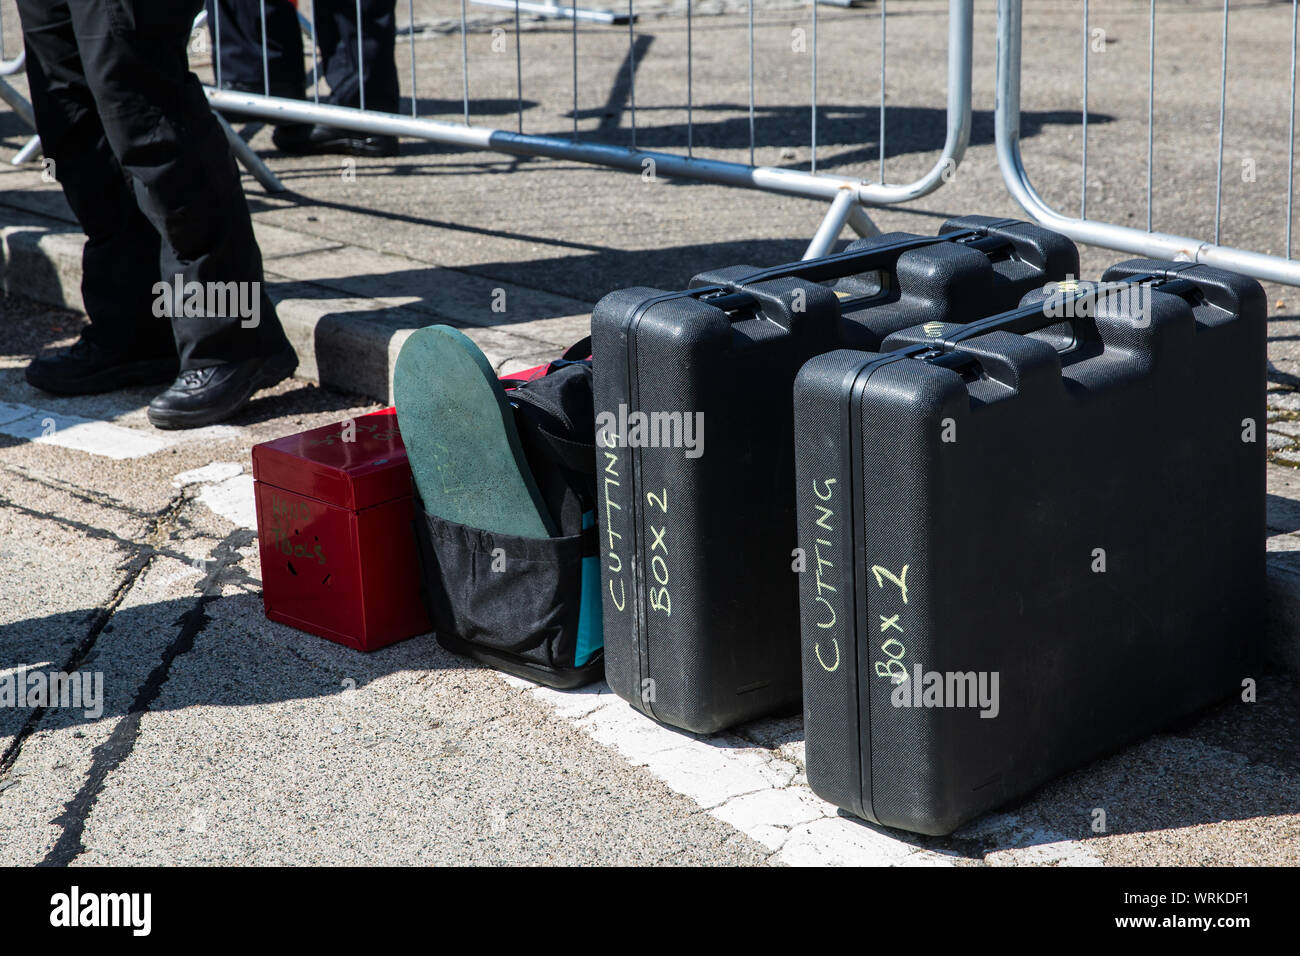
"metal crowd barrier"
0,11,40,166
996,0,1300,287
201,0,975,258
16,2,1298,289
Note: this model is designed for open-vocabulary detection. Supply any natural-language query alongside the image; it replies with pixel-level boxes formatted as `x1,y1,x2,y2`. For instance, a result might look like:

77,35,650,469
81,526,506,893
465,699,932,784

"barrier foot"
12,135,41,166
216,113,286,194
803,189,868,260
0,76,36,130
846,202,880,239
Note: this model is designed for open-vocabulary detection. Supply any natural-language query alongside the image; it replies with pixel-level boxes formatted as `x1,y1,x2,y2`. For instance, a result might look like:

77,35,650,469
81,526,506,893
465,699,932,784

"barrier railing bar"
260,0,271,96
1147,0,1154,232
747,0,755,167
879,0,886,182
1215,0,1228,246
461,0,471,124
687,0,693,159
356,0,366,111
515,0,523,132
995,0,1300,286
572,9,579,140
1081,0,1088,219
811,0,818,174
214,1,223,88
308,4,320,103
408,0,417,116
627,0,637,149
1289,0,1297,258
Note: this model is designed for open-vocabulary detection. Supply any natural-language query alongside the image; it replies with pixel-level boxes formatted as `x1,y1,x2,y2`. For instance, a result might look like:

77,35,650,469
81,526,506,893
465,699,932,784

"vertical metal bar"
687,0,693,158
803,189,858,259
1081,0,1088,219
215,0,224,89
879,0,887,182
1289,0,1297,258
356,0,366,112
1147,0,1154,232
409,0,418,116
1215,0,1229,246
216,112,285,192
811,0,818,175
515,0,523,133
747,0,755,167
460,0,470,125
13,135,42,166
572,9,579,140
310,1,320,103
260,0,271,95
628,0,637,149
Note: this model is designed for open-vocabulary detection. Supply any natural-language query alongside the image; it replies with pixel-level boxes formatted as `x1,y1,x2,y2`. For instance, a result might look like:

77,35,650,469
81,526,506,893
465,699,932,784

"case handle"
936,273,1160,352
693,227,1011,318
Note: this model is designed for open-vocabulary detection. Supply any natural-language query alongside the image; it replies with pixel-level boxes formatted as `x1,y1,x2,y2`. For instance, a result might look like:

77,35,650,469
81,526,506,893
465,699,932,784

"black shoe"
146,345,298,430
271,122,315,154
301,125,400,157
26,335,178,396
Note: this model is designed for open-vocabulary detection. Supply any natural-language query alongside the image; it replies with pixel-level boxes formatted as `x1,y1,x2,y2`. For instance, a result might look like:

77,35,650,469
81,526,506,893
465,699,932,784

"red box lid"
251,407,411,511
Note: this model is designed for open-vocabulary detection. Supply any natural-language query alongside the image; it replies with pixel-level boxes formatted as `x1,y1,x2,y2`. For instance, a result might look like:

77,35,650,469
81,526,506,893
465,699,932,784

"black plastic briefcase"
794,260,1266,835
591,215,1078,733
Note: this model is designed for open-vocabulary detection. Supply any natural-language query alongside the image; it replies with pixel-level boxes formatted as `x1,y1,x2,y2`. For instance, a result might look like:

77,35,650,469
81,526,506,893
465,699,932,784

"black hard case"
591,216,1078,733
794,261,1266,834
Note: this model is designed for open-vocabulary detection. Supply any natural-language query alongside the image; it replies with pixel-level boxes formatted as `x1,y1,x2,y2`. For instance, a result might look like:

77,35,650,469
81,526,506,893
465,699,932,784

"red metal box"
251,407,429,651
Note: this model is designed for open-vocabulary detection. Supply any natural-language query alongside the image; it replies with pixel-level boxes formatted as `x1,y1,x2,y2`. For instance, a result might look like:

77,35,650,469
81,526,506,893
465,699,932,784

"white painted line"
506,676,957,865
956,813,1103,866
196,474,256,529
507,675,1106,866
173,462,244,487
0,402,171,459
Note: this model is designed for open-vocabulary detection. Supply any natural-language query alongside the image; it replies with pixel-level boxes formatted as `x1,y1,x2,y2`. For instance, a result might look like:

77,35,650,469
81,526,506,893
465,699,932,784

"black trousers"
207,0,400,114
17,0,289,369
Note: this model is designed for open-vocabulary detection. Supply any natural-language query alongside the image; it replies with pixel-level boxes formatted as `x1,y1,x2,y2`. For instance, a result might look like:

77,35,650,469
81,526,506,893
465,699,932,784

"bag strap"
509,381,596,477
561,337,592,361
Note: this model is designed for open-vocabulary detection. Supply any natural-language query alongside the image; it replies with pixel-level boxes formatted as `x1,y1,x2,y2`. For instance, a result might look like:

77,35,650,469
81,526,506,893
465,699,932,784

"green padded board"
394,325,556,538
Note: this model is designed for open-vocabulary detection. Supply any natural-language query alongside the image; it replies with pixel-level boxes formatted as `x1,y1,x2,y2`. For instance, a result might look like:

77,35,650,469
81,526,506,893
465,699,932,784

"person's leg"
206,0,311,149
64,0,295,425
206,0,306,94
17,0,178,394
287,0,397,156
319,0,397,113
